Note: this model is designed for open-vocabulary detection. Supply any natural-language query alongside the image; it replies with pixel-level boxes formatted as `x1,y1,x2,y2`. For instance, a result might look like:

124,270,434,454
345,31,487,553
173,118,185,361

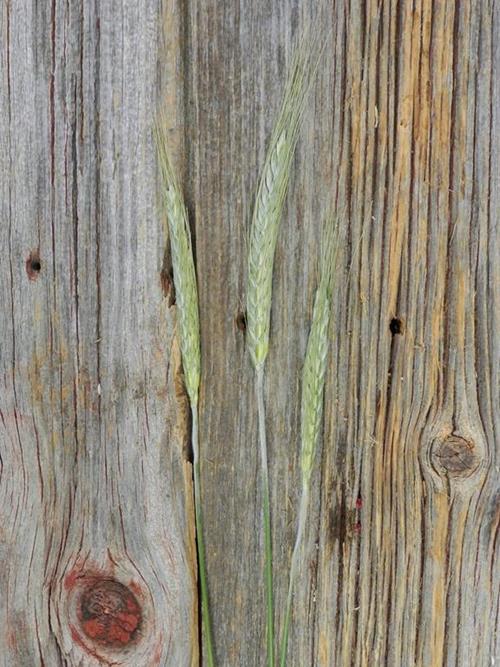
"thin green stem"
279,482,310,666
192,405,216,667
256,366,275,667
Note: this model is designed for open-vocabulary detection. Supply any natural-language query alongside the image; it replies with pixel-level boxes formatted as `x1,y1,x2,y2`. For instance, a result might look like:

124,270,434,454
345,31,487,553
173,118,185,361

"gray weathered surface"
1,0,499,666
1,1,195,665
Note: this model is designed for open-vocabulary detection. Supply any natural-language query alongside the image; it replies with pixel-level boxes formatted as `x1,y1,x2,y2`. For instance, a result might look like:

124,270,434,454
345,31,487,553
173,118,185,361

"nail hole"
26,251,42,281
389,318,403,335
235,311,247,333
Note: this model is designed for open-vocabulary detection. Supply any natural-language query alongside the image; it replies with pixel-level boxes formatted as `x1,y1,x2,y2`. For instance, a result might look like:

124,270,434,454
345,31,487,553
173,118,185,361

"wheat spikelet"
300,218,337,480
246,33,322,369
245,29,324,667
279,215,338,667
245,31,323,667
155,121,216,666
156,123,201,407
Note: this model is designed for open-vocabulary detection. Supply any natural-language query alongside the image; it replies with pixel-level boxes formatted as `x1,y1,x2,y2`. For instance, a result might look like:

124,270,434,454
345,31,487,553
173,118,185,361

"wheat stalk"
246,32,322,667
279,216,338,666
155,121,216,667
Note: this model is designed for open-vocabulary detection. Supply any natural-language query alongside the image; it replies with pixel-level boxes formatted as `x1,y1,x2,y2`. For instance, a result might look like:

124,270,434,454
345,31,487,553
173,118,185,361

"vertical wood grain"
180,0,499,665
0,1,195,665
1,0,498,665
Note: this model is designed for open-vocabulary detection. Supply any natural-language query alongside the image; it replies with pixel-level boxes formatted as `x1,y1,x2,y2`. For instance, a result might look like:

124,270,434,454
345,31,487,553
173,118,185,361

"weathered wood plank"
182,0,499,665
1,0,498,665
1,1,195,665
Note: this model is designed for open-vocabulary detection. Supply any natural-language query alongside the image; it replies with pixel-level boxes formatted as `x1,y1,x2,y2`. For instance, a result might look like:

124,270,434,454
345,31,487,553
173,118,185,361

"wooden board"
0,1,196,665
1,0,498,665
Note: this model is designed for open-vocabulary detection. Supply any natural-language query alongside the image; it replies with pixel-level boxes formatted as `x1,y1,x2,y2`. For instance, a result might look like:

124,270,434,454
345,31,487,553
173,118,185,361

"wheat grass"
279,216,338,667
246,33,322,370
156,127,200,407
156,121,216,667
246,32,323,667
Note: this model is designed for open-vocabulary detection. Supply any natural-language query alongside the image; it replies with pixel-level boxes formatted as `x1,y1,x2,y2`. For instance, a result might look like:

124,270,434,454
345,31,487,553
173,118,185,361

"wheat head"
278,215,339,667
156,122,201,407
246,33,322,369
300,218,337,481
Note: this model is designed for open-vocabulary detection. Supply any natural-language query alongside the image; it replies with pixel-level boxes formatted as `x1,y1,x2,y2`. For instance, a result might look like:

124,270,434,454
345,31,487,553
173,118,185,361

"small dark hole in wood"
235,311,247,332
160,267,176,306
26,251,42,281
390,318,403,335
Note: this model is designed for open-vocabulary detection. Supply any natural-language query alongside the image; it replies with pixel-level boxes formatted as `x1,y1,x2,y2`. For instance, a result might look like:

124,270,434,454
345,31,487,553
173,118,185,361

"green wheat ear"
247,32,322,370
155,120,216,667
246,30,324,667
155,125,200,406
299,217,338,481
279,214,339,667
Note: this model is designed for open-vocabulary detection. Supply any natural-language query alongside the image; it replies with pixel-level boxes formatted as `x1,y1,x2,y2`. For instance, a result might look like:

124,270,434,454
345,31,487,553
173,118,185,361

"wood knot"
77,579,142,648
431,434,480,478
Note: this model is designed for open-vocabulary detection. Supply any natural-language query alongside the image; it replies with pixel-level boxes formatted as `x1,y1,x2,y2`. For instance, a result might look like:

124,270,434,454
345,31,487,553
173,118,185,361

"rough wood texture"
1,1,499,666
184,1,499,665
0,1,196,665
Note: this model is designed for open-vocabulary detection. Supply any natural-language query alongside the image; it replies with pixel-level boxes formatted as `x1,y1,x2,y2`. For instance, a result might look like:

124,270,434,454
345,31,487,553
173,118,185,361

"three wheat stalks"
156,22,336,667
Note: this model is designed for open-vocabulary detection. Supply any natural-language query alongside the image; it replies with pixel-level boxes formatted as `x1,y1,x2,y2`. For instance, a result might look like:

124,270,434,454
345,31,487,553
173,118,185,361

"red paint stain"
355,496,363,510
78,579,142,648
70,624,84,646
65,563,110,591
6,627,18,649
152,633,164,665
64,569,82,591
69,625,111,665
128,579,143,599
